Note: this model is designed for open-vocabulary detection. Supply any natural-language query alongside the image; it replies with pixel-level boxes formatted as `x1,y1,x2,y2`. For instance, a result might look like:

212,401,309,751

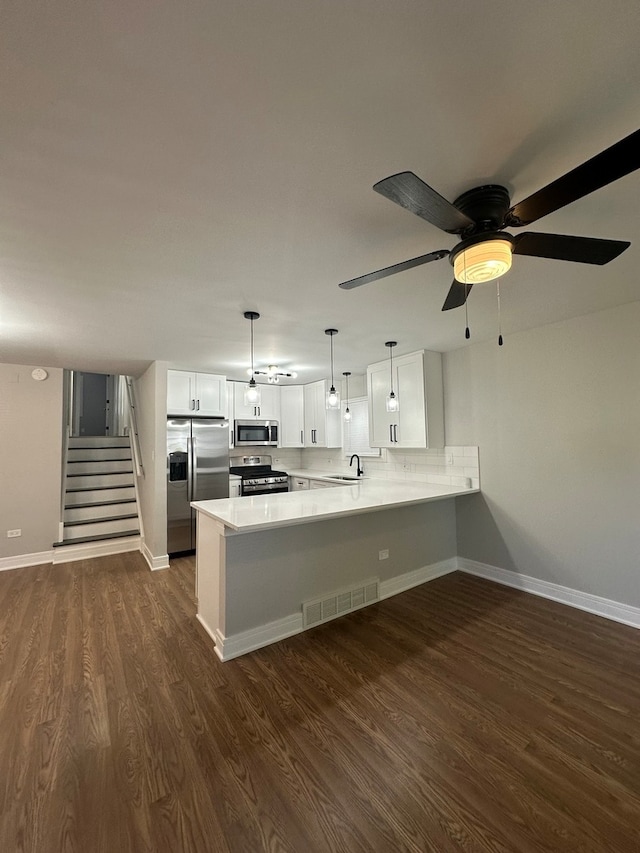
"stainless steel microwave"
234,419,279,447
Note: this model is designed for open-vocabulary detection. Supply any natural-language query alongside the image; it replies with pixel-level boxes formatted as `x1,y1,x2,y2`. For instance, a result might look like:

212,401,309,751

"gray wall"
135,361,169,563
224,500,457,634
0,363,63,559
444,301,640,608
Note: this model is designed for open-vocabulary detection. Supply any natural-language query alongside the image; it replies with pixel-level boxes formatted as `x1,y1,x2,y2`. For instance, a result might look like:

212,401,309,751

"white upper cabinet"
280,385,305,447
303,380,341,447
367,350,444,449
232,381,280,420
167,370,227,417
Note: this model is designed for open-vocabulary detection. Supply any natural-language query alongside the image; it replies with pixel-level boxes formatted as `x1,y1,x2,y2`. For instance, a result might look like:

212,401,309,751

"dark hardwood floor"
1,553,639,852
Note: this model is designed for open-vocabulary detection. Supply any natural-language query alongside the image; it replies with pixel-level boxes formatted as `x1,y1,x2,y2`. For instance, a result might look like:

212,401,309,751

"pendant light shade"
325,328,340,409
385,341,399,413
343,371,352,421
243,311,261,406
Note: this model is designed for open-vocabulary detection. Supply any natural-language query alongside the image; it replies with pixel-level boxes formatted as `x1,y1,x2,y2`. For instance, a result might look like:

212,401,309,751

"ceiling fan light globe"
453,238,513,284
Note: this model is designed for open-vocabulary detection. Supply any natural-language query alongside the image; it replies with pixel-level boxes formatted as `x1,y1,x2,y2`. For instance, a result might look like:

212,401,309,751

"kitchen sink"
327,475,361,481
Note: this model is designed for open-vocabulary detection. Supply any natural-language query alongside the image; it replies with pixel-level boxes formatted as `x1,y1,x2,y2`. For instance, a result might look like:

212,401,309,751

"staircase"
54,435,141,556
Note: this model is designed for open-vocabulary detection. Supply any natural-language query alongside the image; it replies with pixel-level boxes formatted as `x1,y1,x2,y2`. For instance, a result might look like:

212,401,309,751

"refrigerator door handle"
189,436,197,500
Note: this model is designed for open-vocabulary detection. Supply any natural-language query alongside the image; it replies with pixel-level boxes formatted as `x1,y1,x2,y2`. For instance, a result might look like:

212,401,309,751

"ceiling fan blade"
338,249,448,290
513,232,630,265
506,128,640,227
442,279,473,311
373,172,474,234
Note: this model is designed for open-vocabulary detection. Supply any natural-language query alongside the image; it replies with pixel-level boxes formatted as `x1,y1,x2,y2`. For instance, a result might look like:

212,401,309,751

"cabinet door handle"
300,430,304,445
389,424,393,443
196,399,200,411
393,424,398,443
258,406,261,417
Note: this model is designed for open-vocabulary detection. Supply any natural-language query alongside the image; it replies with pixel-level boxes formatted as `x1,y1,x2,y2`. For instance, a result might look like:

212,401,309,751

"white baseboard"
141,542,170,571
52,535,141,564
379,557,458,600
203,557,459,661
198,613,303,662
0,550,53,572
457,557,640,630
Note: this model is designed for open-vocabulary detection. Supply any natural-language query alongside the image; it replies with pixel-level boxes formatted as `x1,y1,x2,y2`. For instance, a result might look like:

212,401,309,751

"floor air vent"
303,579,379,628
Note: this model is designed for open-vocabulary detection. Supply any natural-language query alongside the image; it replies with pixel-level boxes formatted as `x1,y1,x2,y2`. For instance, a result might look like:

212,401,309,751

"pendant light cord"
250,316,255,378
389,343,394,394
330,332,335,387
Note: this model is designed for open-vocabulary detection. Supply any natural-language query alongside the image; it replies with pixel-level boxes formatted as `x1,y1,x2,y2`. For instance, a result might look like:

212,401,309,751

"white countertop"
192,476,478,533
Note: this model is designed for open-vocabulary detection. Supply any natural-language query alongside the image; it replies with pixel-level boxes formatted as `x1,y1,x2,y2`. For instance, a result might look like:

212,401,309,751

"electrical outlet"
378,549,389,560
7,529,21,538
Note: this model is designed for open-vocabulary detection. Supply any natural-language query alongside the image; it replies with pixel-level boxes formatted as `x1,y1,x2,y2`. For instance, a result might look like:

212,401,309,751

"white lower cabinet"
367,350,444,449
290,476,310,491
229,475,242,497
309,479,336,489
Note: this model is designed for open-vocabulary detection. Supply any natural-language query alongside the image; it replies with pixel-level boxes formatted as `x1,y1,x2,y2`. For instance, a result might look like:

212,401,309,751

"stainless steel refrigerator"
167,418,229,554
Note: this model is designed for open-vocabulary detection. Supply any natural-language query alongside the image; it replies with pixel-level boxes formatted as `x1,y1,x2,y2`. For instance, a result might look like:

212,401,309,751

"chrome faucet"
349,454,364,477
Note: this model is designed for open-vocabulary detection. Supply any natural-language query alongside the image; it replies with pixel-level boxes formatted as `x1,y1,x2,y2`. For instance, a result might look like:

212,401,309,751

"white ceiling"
1,1,639,381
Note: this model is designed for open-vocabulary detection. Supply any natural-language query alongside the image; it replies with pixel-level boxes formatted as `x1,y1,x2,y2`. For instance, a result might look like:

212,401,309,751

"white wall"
135,361,169,566
0,363,63,560
444,301,640,608
224,500,457,634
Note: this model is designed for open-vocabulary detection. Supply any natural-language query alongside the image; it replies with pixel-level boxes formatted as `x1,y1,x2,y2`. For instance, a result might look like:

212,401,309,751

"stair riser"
66,473,135,489
64,502,137,523
67,460,133,475
64,518,140,540
67,448,132,462
68,436,130,449
64,486,136,505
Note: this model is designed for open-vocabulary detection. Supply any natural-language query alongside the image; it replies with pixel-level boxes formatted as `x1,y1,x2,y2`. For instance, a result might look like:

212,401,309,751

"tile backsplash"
299,445,480,489
231,445,480,489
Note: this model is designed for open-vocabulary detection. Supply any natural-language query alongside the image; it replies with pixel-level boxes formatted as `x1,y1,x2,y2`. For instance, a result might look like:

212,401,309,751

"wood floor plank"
1,556,640,851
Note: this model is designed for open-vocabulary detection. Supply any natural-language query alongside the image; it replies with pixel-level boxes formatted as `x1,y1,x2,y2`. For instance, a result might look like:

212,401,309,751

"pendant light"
243,311,261,405
343,371,352,421
325,328,340,409
385,341,399,412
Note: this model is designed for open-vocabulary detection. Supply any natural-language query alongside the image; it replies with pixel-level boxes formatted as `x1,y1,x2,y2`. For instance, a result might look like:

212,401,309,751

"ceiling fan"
338,129,640,311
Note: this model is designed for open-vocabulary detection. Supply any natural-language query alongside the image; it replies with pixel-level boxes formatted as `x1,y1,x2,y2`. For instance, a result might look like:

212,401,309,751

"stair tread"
64,513,139,527
65,486,134,494
64,498,137,510
54,529,140,547
66,471,134,477
67,457,132,462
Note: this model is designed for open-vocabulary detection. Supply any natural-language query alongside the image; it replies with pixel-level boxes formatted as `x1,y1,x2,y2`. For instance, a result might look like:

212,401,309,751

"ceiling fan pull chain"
462,250,471,340
497,280,503,346
465,281,470,339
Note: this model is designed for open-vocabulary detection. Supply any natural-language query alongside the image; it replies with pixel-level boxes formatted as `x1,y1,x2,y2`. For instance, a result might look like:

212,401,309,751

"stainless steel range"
229,455,289,496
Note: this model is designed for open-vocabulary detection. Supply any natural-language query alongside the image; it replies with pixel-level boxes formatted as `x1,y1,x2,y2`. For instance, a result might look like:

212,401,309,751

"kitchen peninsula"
192,478,478,660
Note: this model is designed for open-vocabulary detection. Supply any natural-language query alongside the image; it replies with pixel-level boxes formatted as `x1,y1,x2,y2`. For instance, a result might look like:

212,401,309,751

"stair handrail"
58,423,71,543
124,376,145,478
